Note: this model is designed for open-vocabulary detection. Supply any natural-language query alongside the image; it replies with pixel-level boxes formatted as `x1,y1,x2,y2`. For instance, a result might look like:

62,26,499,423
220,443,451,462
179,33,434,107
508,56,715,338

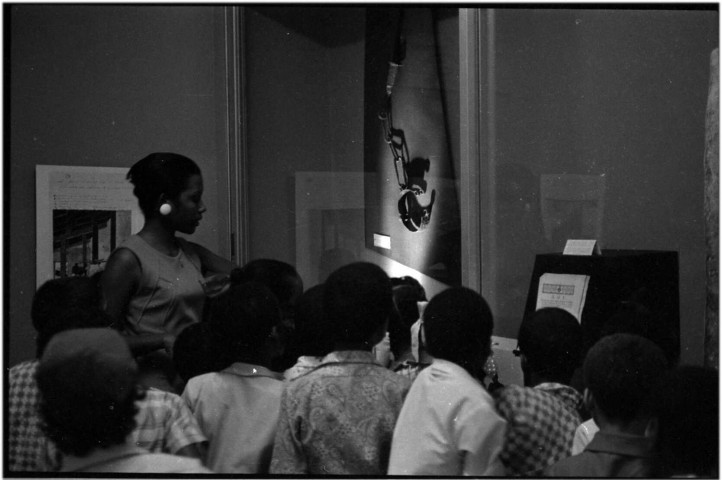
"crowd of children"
7,260,719,476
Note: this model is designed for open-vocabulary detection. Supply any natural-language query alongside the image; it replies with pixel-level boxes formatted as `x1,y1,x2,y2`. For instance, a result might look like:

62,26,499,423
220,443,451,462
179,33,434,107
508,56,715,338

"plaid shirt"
494,382,583,476
131,387,207,454
8,360,59,472
8,361,205,472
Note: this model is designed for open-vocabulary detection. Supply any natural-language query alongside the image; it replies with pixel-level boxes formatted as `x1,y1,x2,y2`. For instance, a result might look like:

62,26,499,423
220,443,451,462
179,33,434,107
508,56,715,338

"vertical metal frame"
224,6,249,266
460,8,496,295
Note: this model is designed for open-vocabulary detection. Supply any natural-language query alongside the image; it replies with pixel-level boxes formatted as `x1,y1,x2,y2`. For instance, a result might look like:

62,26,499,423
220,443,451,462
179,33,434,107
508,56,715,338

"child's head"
207,281,283,367
517,307,583,385
37,328,143,457
323,262,393,348
583,333,668,425
173,322,226,384
390,276,427,301
231,258,304,324
422,287,494,376
652,365,718,478
31,277,111,357
287,284,333,358
389,284,425,358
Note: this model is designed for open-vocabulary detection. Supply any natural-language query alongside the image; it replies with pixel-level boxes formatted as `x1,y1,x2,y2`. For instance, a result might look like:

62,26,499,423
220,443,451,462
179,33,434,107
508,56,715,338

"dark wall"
490,8,718,364
8,5,231,365
245,7,366,263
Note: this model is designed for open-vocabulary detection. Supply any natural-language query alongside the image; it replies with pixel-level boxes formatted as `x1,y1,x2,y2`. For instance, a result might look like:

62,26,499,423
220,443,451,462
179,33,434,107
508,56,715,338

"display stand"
524,250,680,363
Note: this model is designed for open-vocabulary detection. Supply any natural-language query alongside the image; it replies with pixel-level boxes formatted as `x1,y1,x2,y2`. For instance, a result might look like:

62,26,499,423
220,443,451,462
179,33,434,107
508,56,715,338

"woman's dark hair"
323,262,393,345
38,373,145,457
127,152,201,216
423,287,493,371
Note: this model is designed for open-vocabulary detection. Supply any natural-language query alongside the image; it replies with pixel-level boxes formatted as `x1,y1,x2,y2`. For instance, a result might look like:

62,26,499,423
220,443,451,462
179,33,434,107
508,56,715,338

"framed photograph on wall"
35,165,143,286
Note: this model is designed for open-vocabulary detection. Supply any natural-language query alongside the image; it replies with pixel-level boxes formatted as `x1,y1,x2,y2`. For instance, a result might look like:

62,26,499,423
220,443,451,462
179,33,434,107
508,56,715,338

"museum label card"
563,239,601,256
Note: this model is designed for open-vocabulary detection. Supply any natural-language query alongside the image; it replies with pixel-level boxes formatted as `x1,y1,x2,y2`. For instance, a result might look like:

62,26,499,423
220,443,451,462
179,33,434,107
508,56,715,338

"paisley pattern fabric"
270,350,411,475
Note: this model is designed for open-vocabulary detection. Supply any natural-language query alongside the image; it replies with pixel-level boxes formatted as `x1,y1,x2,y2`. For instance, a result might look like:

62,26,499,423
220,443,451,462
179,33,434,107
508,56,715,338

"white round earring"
159,203,172,216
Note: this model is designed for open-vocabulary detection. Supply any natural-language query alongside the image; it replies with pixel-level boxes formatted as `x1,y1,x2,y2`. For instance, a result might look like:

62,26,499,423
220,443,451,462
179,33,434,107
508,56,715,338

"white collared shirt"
388,358,507,476
182,362,283,473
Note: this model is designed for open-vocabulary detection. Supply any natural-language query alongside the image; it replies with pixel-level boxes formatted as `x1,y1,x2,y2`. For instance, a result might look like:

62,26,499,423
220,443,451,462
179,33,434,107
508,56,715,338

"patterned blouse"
270,350,411,475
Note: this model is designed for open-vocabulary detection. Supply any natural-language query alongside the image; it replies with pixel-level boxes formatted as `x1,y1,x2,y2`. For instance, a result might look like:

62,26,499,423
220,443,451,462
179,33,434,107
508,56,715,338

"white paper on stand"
535,273,590,322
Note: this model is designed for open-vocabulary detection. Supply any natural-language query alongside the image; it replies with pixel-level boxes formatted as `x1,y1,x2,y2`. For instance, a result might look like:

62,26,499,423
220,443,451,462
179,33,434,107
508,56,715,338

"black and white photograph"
5,3,719,477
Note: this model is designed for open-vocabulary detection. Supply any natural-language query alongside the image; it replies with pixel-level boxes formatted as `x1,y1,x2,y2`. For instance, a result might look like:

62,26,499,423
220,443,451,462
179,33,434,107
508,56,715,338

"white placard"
373,233,391,250
563,239,601,256
36,165,143,286
535,273,590,322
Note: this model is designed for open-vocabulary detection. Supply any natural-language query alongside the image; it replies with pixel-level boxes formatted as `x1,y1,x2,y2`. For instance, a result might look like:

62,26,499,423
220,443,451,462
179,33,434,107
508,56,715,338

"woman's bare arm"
191,242,237,275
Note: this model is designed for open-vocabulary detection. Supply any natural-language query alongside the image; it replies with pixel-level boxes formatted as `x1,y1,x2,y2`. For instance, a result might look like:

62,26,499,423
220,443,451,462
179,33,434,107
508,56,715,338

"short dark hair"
600,301,652,338
583,333,668,423
390,276,427,301
31,277,109,357
173,322,227,383
127,152,201,216
517,308,583,383
208,281,282,365
652,365,718,478
40,380,143,457
423,287,493,369
231,259,303,318
37,329,144,457
323,262,393,344
388,285,425,358
287,284,333,358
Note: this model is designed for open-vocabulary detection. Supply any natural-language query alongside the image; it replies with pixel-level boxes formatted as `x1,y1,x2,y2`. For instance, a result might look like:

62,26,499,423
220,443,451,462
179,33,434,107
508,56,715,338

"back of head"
600,301,651,338
173,322,226,383
208,281,282,364
37,328,141,457
231,259,303,317
652,365,718,477
392,284,424,328
583,333,668,423
127,152,201,216
390,276,427,301
323,262,393,345
423,287,494,372
517,307,583,384
389,285,424,358
288,284,332,358
31,277,110,357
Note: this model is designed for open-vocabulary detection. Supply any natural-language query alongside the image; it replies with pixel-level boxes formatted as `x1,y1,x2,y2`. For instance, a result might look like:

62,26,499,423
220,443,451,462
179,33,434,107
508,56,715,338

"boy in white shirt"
182,282,285,473
388,287,506,476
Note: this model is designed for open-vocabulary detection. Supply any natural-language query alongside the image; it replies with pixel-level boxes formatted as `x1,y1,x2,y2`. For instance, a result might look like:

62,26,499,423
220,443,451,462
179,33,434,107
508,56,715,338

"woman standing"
102,152,236,390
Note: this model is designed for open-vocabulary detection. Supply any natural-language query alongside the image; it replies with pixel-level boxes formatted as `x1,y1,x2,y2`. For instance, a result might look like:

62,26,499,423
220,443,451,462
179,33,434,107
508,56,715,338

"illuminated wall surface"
364,8,462,286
